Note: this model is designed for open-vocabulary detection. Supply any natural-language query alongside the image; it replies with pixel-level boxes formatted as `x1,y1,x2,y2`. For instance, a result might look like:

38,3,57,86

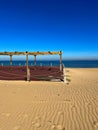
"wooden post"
27,67,30,81
34,55,36,66
26,53,29,81
60,51,62,71
26,54,28,68
10,55,12,66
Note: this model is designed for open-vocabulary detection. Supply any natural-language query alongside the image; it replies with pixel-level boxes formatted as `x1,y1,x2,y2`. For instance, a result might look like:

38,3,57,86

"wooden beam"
28,51,62,55
26,54,28,67
0,51,62,56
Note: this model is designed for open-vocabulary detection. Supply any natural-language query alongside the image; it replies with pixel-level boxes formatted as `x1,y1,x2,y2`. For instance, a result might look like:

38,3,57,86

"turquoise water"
0,60,98,68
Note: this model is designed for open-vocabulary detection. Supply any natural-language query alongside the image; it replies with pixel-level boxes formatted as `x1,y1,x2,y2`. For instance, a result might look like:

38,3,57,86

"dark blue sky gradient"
0,0,98,60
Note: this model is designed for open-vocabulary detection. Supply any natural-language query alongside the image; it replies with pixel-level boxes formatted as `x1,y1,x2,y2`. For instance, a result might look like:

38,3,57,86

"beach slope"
0,68,98,130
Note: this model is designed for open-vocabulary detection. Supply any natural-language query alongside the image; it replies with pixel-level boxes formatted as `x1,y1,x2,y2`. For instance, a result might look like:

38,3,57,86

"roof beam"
0,51,62,56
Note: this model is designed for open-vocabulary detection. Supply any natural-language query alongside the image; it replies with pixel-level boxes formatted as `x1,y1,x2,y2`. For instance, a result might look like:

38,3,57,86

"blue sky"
0,0,98,60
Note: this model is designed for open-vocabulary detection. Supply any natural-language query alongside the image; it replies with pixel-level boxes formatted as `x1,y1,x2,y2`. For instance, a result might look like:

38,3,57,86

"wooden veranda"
0,51,64,81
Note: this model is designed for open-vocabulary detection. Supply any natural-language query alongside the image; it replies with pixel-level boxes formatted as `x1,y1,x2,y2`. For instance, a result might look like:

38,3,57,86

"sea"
0,60,98,68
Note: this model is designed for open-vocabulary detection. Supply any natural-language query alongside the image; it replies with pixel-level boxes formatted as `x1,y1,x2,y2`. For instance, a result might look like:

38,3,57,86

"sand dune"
0,68,98,130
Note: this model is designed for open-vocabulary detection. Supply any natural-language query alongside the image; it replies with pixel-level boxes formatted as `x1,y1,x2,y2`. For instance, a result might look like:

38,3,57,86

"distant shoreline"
0,60,98,68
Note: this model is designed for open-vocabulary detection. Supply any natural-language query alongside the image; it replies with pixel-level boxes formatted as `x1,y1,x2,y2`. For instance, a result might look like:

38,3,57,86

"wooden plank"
0,51,62,56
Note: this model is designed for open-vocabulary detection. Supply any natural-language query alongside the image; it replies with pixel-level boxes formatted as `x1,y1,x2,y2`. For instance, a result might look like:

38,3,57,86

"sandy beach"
0,68,98,130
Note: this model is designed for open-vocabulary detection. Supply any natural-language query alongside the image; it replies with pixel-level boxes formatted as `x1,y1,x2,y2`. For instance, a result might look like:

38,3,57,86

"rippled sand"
0,68,98,130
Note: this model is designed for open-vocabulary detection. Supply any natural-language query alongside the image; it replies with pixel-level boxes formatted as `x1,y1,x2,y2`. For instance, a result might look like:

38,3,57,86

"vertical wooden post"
26,52,30,81
26,54,28,68
34,55,36,66
10,55,12,66
27,67,30,81
60,51,62,71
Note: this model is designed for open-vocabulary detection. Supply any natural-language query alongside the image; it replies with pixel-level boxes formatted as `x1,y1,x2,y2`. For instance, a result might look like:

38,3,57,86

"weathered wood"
60,51,62,71
26,54,30,81
0,51,62,56
26,54,28,68
27,67,30,81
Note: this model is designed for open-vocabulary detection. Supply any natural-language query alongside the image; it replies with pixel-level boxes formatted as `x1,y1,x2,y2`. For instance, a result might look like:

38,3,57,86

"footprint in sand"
57,111,64,122
58,111,63,115
94,121,98,128
12,91,16,94
32,116,41,128
57,94,60,96
2,113,11,117
57,125,65,130
6,113,11,117
13,125,21,130
65,99,71,102
51,124,56,130
51,124,65,130
57,112,65,130
23,114,28,118
34,123,41,128
51,111,65,130
71,104,76,109
86,102,92,107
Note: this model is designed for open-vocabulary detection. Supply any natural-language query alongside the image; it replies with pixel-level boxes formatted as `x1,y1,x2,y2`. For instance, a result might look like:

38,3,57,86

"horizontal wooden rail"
0,51,62,56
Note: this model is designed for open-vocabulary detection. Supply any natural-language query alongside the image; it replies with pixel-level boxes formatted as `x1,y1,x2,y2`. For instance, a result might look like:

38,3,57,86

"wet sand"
0,68,98,130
